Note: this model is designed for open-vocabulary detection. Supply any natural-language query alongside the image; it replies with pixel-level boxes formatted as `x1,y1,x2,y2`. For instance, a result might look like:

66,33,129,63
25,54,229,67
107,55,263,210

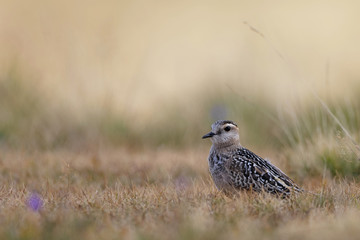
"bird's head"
202,120,240,148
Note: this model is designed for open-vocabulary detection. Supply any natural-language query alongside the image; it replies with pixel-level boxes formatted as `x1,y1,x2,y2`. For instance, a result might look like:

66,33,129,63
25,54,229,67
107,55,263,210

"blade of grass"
311,89,360,156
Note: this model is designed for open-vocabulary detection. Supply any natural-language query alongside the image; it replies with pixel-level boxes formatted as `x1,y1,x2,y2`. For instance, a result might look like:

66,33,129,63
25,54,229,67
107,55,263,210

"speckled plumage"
203,120,302,196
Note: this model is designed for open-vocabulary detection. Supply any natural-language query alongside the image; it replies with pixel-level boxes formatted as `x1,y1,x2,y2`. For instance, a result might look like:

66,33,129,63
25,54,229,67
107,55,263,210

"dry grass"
2,62,360,240
2,63,360,240
1,147,360,240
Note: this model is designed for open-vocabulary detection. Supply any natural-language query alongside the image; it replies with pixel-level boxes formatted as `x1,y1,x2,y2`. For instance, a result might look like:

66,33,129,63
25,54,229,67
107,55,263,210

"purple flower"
27,192,43,212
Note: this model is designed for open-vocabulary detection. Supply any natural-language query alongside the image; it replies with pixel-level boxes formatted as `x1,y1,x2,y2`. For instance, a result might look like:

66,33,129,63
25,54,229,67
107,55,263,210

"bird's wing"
230,147,302,195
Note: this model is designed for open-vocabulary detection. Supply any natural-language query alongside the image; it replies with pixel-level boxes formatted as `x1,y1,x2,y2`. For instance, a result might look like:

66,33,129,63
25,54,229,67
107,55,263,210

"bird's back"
208,146,302,196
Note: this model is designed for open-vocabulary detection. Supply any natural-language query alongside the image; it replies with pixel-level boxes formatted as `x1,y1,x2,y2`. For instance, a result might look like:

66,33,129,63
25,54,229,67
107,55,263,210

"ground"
1,147,360,240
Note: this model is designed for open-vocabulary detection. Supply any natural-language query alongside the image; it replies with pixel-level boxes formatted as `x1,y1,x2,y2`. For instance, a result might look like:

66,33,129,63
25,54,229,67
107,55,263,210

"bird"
202,120,302,196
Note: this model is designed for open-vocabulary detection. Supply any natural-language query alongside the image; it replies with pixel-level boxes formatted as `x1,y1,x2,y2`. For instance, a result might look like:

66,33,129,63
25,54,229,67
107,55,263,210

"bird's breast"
208,151,233,191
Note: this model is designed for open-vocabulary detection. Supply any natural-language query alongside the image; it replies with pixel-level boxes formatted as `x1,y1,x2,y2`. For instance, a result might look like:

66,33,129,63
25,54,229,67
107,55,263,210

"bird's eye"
224,126,231,132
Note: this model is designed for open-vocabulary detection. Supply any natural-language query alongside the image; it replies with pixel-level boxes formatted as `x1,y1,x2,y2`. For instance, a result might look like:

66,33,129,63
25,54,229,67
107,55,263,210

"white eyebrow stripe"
223,123,236,128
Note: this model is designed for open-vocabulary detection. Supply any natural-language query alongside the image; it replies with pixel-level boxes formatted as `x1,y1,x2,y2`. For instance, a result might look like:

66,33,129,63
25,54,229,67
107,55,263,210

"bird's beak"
202,132,215,139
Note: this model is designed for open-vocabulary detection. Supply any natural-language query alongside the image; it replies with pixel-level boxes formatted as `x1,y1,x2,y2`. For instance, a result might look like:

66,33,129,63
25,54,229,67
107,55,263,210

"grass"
2,66,360,240
1,148,360,240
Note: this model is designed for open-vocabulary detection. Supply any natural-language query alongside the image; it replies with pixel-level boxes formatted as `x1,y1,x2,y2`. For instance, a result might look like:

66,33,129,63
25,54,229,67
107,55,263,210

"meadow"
2,0,360,239
1,149,360,240
2,75,360,239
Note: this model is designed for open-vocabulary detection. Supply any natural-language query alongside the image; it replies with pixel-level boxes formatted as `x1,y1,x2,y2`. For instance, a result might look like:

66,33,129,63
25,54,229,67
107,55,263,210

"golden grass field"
2,0,360,239
2,148,360,240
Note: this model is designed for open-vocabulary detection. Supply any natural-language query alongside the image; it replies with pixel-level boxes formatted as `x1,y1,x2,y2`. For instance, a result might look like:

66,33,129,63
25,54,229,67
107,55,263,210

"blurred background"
1,0,360,167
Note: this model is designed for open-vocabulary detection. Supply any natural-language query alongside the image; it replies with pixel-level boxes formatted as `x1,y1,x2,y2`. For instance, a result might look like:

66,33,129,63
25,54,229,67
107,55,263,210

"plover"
202,120,302,196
